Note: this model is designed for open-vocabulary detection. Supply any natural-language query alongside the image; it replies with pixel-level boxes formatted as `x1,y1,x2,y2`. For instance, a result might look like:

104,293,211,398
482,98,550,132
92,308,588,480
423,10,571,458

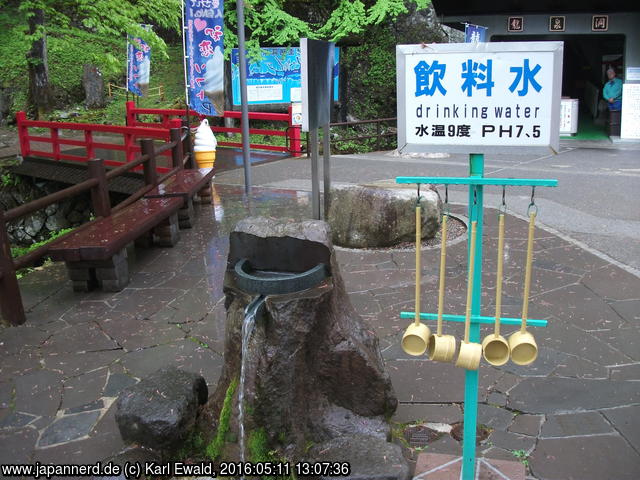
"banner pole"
236,0,252,194
181,0,191,129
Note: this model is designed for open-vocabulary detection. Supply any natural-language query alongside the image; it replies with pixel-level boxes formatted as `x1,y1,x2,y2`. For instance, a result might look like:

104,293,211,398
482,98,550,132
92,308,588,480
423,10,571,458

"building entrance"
492,34,625,139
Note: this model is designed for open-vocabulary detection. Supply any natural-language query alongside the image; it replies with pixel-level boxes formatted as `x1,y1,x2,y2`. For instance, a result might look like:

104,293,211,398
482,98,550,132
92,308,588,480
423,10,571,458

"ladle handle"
436,214,448,336
494,213,505,337
521,211,536,332
415,205,421,325
464,221,478,343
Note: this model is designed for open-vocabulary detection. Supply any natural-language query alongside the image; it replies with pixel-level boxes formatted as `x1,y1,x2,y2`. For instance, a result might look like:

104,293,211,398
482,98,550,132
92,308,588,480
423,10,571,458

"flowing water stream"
238,295,265,474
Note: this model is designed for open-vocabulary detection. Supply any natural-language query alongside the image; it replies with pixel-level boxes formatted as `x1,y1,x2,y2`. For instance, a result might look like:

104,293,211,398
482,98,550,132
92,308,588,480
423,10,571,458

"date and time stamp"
1,460,351,478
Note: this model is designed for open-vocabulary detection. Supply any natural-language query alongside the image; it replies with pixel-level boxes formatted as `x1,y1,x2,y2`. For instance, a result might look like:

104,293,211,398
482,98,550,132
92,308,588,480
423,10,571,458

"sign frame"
549,16,565,32
396,42,564,155
592,15,608,31
507,17,524,32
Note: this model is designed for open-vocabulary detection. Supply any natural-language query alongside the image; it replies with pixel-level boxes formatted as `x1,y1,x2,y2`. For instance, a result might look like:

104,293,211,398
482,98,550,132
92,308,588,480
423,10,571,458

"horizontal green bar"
400,312,548,328
396,177,558,187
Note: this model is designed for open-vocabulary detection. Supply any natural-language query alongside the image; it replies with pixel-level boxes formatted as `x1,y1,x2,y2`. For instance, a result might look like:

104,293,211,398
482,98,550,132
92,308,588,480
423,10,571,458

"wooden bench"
144,167,215,228
48,197,183,292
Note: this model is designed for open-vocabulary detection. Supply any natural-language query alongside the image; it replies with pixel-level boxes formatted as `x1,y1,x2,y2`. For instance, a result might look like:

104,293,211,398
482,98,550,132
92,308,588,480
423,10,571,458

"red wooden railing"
17,111,184,173
125,102,302,156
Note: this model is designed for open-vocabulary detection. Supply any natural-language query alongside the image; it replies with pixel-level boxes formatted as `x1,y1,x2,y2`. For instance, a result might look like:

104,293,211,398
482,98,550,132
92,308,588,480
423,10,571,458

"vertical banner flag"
465,24,487,43
184,0,225,116
127,26,152,97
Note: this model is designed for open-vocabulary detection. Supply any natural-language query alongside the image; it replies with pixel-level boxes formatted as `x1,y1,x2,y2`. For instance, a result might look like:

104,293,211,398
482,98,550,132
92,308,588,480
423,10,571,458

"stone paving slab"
530,435,640,480
600,405,640,453
0,182,638,480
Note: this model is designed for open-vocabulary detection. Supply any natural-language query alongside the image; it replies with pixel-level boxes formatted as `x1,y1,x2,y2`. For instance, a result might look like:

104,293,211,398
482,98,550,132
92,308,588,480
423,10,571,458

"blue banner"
231,47,339,105
127,28,151,97
184,0,225,116
465,24,487,43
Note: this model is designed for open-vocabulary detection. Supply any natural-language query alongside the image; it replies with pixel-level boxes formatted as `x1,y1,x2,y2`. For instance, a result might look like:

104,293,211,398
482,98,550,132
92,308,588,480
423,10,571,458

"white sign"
626,67,640,82
621,83,640,140
396,42,563,154
291,102,303,126
559,98,578,135
247,84,283,103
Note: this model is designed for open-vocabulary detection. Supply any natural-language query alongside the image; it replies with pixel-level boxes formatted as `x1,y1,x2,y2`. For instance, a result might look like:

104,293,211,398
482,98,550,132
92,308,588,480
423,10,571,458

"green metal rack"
396,153,558,480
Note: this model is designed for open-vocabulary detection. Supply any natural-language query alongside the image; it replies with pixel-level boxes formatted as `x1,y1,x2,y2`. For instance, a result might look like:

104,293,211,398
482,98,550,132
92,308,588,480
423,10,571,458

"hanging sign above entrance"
396,42,563,154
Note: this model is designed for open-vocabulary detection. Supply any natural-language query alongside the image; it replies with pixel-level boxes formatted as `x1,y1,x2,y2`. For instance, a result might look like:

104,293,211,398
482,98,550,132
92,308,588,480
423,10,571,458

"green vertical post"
462,153,484,480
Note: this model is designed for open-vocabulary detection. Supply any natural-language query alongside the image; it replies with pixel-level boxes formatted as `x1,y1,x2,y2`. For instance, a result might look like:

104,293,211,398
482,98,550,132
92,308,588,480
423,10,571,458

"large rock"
115,366,208,451
327,184,441,248
307,435,410,480
82,64,106,109
205,217,398,459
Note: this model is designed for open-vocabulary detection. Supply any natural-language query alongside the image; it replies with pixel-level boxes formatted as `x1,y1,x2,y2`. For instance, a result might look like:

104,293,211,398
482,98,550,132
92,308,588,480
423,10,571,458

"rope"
436,213,448,336
521,211,536,332
464,221,477,343
415,205,421,326
494,213,505,337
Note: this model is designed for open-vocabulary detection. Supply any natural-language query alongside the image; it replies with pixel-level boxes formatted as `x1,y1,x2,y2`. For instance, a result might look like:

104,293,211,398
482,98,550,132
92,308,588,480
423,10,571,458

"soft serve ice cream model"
193,119,217,169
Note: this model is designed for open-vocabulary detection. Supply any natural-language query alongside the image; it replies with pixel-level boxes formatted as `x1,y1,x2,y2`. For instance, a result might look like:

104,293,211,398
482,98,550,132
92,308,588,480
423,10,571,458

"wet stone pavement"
0,183,639,480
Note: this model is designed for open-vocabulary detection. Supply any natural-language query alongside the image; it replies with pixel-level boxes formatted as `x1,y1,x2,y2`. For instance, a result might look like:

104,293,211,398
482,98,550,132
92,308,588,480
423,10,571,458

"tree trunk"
27,9,52,119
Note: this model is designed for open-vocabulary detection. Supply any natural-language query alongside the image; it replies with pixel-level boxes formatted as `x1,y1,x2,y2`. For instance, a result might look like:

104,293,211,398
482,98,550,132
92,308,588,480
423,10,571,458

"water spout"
238,295,265,473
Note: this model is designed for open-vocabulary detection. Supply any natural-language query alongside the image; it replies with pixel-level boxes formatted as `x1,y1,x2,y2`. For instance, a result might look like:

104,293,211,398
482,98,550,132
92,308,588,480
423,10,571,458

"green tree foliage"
0,0,181,115
0,0,434,120
223,0,430,54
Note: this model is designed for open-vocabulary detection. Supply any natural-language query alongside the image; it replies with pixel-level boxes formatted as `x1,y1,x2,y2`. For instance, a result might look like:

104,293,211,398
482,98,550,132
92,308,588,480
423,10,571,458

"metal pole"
309,129,320,219
322,122,331,218
236,0,252,194
181,0,191,133
461,152,485,480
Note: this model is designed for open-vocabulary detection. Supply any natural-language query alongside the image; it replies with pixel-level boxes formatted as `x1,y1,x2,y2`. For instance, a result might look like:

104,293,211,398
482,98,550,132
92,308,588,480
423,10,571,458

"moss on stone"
206,377,238,460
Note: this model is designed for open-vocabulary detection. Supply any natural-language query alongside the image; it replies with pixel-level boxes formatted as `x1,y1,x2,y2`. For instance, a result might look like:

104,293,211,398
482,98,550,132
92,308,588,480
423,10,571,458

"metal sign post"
236,0,252,194
301,38,334,220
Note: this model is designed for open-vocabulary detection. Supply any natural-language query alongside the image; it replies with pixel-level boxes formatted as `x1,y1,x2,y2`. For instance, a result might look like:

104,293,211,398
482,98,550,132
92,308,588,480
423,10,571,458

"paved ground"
1,145,639,480
216,140,640,274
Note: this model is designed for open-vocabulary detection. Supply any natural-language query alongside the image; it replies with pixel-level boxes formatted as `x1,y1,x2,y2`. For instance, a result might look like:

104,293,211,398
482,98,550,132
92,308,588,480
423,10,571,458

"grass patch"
10,227,75,279
511,449,530,467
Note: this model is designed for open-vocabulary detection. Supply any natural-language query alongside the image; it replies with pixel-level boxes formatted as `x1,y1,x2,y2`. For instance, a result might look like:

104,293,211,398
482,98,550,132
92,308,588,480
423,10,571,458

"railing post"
85,130,95,159
51,127,60,161
124,133,135,162
182,119,195,169
87,158,111,218
17,111,31,157
169,128,184,170
376,121,381,151
0,209,26,326
125,101,136,126
140,139,158,186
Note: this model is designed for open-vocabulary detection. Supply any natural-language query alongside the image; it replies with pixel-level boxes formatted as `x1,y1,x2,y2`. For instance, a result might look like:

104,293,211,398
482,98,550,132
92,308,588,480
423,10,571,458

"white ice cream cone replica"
193,119,217,169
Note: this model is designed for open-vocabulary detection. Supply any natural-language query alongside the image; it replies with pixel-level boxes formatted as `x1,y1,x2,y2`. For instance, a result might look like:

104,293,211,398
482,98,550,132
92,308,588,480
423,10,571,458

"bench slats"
49,197,183,262
144,168,214,200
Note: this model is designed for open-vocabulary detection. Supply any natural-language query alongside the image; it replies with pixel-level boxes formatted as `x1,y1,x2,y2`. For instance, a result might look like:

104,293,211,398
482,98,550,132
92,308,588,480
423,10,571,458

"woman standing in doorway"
603,67,623,111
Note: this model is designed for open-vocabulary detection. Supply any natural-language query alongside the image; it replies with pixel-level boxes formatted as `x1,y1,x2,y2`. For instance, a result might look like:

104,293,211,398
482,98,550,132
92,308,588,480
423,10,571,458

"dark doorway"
492,34,625,139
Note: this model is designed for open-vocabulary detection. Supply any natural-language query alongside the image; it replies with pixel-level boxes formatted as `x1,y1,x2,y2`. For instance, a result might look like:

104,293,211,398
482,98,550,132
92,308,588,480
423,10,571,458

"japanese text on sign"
396,42,563,154
184,0,224,116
